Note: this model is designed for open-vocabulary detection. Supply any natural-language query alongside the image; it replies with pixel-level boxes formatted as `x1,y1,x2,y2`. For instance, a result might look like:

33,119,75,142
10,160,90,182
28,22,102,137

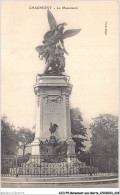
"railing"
1,154,118,177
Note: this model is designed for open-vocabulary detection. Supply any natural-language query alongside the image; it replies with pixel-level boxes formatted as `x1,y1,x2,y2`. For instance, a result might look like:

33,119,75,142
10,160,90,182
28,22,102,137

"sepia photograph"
1,0,119,192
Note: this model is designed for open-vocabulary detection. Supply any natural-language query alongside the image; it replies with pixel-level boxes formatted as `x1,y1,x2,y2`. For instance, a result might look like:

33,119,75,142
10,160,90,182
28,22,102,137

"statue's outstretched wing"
44,29,55,41
47,9,57,29
63,29,81,39
35,45,42,52
35,45,45,54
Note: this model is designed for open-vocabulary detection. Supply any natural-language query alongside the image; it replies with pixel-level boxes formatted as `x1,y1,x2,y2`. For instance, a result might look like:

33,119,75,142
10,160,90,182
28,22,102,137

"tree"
1,116,19,155
18,127,35,156
70,108,87,153
90,114,118,155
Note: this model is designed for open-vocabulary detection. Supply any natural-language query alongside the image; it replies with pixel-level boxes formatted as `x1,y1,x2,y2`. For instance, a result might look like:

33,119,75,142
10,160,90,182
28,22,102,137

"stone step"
1,174,118,183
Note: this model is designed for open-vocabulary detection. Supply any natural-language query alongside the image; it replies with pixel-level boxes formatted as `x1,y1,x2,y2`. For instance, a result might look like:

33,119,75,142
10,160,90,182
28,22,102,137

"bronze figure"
35,10,81,75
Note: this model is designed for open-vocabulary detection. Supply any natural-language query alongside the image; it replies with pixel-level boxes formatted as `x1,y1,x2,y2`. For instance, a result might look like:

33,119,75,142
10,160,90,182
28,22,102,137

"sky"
1,1,119,131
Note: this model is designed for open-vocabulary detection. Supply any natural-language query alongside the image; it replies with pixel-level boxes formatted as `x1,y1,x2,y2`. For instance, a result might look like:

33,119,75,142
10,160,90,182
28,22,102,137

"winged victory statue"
35,10,81,75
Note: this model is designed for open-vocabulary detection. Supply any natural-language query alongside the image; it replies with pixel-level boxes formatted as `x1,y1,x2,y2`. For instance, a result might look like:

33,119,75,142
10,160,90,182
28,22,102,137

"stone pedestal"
66,138,76,155
32,75,75,155
31,138,40,155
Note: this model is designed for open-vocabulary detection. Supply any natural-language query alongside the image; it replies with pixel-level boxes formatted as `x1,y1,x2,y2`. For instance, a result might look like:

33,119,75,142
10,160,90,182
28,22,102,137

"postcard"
1,0,119,194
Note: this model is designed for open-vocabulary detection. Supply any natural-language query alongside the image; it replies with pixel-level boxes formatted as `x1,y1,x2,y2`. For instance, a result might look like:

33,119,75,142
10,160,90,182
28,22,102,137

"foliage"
1,118,19,155
40,137,67,162
1,153,31,174
15,153,31,166
77,151,91,166
18,127,35,156
90,114,118,155
70,108,87,153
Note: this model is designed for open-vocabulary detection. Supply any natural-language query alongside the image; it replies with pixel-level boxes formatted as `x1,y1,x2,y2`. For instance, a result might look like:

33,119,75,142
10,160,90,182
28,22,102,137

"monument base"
66,138,76,155
31,138,40,155
32,75,75,155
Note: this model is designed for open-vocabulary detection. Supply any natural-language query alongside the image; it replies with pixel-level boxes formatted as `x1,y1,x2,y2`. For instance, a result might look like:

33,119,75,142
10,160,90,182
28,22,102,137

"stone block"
31,75,74,155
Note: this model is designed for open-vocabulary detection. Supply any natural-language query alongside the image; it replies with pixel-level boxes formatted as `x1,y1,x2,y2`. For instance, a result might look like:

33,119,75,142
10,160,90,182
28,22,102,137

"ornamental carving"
44,95,62,104
66,95,69,107
37,97,40,107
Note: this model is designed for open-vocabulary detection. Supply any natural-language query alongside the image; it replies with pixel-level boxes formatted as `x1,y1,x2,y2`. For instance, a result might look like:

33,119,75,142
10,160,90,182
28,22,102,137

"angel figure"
42,44,66,75
35,10,81,75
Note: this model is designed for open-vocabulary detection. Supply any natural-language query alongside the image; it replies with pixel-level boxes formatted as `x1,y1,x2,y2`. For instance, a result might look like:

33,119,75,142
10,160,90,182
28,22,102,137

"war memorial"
31,10,80,156
1,10,118,187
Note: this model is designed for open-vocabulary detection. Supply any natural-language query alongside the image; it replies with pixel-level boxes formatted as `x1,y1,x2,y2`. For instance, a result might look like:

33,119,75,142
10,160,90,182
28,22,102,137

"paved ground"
1,174,119,188
1,182,118,188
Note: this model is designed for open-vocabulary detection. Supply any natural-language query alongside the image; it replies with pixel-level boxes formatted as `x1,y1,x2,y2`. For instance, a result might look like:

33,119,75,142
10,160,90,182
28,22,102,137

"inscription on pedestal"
43,97,63,139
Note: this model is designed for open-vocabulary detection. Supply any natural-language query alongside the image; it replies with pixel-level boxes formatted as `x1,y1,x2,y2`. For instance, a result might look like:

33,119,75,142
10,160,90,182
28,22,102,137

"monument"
31,10,81,156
